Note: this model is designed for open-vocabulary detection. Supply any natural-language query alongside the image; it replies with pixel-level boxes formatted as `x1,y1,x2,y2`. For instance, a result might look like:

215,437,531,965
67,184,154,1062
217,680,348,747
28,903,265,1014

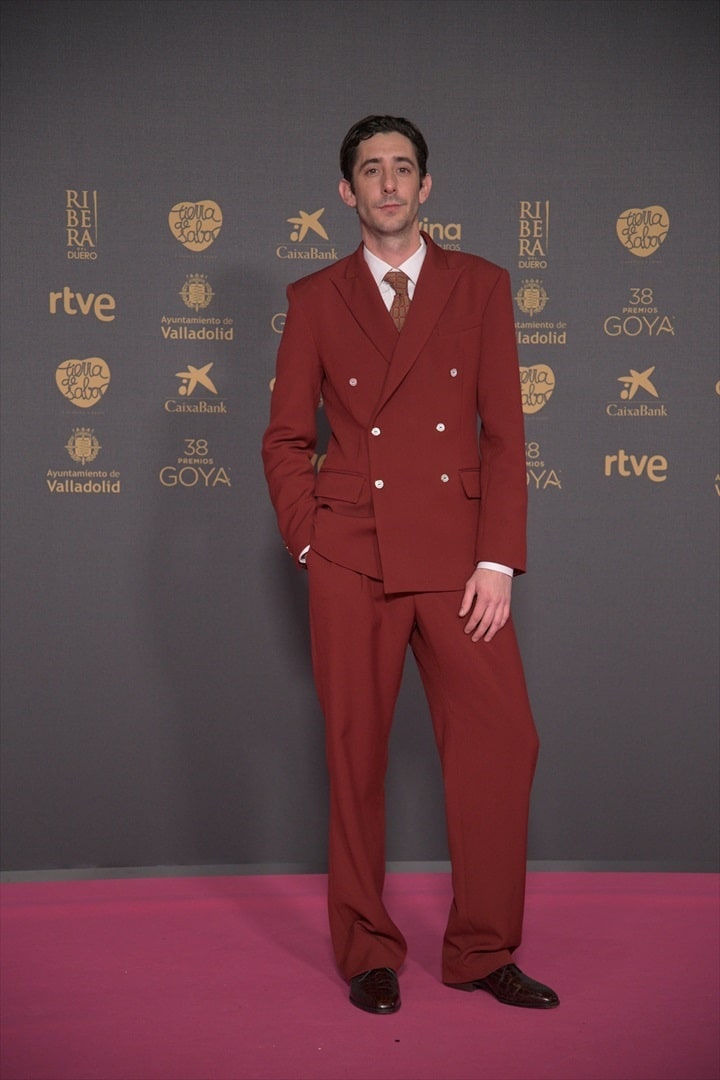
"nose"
382,170,397,193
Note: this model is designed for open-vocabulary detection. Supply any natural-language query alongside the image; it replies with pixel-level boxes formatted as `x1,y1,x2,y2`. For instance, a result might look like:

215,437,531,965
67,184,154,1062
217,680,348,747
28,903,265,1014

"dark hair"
339,115,429,183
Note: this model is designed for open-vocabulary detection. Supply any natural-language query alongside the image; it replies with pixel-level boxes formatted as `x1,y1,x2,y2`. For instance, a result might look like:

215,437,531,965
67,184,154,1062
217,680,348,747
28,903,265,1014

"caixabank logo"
164,362,227,414
276,207,338,261
606,365,668,417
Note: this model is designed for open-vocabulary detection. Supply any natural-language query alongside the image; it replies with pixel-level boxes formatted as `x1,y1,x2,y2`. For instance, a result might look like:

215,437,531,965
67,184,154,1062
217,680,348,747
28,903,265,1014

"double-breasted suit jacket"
262,233,527,593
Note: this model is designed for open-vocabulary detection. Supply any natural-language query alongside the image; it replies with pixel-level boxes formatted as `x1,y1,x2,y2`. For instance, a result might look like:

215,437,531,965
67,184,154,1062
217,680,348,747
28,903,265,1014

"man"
262,115,558,1015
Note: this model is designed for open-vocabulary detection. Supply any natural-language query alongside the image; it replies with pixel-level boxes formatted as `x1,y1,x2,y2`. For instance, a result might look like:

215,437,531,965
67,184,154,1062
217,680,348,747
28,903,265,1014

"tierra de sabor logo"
159,438,231,489
514,279,567,345
165,362,227,414
520,364,555,414
45,429,121,493
49,286,116,321
616,206,669,257
66,189,98,260
526,440,561,491
56,357,111,408
518,201,549,269
607,365,667,417
604,449,668,481
168,200,223,252
277,207,338,261
603,287,674,337
160,274,234,341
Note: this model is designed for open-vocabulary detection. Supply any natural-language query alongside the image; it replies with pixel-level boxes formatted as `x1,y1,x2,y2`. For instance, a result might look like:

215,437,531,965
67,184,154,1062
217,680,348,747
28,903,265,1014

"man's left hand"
459,568,512,643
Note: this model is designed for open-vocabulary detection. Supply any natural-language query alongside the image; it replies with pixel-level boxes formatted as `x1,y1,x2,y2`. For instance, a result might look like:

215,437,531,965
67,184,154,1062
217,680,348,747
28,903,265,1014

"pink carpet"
1,872,718,1080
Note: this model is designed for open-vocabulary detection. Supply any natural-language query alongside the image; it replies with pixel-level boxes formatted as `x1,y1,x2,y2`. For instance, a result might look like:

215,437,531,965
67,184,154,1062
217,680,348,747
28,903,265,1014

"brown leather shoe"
447,963,559,1009
349,967,401,1014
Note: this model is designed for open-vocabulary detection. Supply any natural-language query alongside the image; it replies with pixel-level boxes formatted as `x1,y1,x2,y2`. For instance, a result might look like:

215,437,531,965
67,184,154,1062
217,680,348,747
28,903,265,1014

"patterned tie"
383,271,411,332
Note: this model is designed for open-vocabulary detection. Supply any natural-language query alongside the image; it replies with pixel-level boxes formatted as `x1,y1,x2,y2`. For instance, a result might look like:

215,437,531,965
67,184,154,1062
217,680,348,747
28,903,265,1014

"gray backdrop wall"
1,0,718,874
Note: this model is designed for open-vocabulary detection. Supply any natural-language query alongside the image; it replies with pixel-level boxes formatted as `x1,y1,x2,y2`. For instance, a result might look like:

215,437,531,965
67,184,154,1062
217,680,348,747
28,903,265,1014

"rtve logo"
49,287,116,321
604,449,668,482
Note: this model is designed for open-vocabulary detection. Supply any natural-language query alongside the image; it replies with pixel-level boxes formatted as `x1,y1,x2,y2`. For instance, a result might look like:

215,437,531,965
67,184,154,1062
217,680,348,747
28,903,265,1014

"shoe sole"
349,997,401,1015
447,982,559,1008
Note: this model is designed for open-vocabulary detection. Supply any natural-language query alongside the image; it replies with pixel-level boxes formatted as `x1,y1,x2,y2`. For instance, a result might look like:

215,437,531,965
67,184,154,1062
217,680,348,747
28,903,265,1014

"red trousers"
307,552,539,984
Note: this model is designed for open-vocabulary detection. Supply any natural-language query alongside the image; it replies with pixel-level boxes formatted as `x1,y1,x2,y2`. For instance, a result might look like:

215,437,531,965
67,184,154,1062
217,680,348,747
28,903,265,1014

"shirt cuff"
476,561,513,577
299,545,310,564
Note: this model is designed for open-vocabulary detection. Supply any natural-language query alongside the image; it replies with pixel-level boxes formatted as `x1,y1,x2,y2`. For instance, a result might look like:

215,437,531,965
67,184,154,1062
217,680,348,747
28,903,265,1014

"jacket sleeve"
475,269,528,574
261,283,322,565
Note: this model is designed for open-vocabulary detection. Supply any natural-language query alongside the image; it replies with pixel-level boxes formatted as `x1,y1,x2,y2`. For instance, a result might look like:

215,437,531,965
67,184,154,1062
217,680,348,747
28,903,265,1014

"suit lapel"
376,236,464,410
333,245,398,361
332,236,465,410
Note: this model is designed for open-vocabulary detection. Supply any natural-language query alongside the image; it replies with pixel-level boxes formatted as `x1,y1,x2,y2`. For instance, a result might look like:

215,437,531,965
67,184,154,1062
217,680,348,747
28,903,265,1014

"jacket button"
436,423,445,432
349,377,358,386
450,368,458,377
440,474,449,483
374,479,384,489
371,426,381,436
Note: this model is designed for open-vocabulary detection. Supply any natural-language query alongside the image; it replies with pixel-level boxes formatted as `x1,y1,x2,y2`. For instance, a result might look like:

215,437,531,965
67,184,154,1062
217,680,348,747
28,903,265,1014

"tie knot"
383,271,410,297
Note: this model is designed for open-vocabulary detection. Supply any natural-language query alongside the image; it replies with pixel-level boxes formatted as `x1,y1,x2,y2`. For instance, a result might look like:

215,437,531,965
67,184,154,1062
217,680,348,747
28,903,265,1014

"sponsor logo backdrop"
1,0,718,872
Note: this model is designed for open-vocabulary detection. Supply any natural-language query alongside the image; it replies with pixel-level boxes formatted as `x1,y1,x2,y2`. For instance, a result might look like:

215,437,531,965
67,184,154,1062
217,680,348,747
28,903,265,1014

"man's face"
338,132,431,240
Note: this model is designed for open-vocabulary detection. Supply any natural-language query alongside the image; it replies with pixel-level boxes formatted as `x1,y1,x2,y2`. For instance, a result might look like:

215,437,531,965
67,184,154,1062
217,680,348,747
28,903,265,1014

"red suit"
262,233,539,984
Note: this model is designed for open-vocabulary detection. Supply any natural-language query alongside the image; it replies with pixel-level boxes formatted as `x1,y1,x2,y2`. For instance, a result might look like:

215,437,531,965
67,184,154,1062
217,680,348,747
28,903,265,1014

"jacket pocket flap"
314,470,365,504
459,468,481,498
435,314,483,336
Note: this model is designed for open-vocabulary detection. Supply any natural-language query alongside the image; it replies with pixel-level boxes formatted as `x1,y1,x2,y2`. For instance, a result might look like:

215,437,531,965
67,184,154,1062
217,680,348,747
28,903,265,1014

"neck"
361,226,422,266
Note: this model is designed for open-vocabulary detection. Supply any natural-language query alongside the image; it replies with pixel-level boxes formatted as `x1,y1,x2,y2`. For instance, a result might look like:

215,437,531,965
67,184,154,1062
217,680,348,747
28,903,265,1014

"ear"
419,172,432,206
339,178,357,208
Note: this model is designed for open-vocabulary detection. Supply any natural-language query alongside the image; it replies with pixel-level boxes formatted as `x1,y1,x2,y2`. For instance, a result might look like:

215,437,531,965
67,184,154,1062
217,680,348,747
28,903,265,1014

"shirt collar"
363,236,427,289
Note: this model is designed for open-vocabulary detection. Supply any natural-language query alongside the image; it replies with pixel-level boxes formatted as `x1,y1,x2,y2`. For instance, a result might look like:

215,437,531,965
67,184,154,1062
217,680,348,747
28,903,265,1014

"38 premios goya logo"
159,438,231,489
